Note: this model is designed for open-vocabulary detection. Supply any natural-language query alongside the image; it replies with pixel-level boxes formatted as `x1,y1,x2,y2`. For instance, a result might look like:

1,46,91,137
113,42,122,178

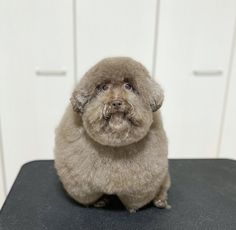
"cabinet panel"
155,0,236,158
219,22,236,160
0,0,74,191
75,0,157,79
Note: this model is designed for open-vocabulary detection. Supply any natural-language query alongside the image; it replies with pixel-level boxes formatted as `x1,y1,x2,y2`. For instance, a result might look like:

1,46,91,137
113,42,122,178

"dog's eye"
97,83,109,92
124,82,133,90
102,84,109,91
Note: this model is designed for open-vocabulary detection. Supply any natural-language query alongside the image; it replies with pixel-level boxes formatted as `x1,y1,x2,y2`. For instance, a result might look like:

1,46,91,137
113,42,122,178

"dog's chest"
87,152,165,194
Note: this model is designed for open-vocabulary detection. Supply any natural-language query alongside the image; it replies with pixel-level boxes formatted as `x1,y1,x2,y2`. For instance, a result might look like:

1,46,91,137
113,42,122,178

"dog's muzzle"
103,99,132,120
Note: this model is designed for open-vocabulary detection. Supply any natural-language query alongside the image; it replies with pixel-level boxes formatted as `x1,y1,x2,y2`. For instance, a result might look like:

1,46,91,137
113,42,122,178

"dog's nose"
112,100,123,109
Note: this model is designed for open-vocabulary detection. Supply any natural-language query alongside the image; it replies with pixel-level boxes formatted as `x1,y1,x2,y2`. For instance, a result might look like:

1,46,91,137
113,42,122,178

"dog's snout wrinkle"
102,104,111,120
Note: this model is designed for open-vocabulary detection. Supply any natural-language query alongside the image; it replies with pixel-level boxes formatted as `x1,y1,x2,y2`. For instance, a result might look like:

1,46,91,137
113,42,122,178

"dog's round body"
54,57,170,211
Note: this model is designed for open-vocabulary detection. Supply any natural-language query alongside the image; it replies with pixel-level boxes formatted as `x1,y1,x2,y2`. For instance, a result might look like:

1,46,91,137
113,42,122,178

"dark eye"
102,84,109,91
124,82,132,90
97,83,109,91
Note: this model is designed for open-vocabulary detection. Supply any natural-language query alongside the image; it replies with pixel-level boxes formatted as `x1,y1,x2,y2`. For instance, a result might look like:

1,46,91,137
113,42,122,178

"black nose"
112,100,123,108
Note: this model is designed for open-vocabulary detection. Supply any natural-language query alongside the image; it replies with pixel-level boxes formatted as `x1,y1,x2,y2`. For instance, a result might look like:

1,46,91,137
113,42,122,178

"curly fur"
54,57,170,212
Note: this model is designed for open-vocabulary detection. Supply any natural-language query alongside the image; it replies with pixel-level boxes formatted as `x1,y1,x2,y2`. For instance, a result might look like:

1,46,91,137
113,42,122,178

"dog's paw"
128,208,137,213
93,197,110,208
153,199,171,209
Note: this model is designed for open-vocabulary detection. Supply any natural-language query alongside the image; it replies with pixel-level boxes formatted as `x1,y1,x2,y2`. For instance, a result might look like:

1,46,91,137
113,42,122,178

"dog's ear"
147,78,164,112
70,90,90,113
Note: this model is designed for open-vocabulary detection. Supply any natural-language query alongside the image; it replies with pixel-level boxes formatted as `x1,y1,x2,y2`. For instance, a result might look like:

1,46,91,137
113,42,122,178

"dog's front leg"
153,172,171,209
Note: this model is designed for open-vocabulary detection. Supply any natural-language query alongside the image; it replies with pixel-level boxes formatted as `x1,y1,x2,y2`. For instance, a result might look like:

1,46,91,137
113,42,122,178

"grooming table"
0,159,236,230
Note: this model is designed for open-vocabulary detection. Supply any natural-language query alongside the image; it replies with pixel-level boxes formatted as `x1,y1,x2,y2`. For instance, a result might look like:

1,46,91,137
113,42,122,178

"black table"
0,159,236,230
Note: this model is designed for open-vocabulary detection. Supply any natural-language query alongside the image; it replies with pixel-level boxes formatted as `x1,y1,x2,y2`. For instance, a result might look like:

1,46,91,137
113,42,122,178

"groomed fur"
54,57,170,211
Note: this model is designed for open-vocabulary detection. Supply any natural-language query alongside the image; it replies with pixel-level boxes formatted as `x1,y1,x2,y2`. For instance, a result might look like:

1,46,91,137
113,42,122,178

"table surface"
0,159,236,230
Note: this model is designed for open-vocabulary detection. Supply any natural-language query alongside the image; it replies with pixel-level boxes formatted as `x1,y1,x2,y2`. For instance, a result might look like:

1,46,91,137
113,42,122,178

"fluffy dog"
54,57,170,212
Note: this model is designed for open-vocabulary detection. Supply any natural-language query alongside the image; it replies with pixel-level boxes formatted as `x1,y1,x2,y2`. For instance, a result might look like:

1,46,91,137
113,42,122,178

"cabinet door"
0,0,74,191
155,0,236,158
219,24,236,160
75,0,157,79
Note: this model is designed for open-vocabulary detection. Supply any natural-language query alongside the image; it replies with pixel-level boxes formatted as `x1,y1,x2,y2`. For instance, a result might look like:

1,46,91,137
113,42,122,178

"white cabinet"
155,0,236,158
75,0,157,79
0,0,75,191
219,24,236,160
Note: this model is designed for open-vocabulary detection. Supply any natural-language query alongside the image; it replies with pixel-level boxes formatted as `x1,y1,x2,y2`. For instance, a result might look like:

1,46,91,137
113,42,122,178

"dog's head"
71,57,164,146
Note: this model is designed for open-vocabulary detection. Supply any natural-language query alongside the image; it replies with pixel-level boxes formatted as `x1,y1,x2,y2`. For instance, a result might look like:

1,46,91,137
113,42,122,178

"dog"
54,57,170,212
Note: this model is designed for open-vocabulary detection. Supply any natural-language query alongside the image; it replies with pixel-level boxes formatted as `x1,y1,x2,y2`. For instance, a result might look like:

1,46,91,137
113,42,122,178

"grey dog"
54,57,170,212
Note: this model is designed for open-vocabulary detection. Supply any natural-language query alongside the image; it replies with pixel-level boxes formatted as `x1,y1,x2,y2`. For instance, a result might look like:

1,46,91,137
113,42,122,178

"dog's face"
71,57,164,146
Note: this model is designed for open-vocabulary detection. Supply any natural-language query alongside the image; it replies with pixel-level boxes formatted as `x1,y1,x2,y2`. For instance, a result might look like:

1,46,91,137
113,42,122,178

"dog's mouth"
106,113,128,131
102,103,141,127
103,102,129,119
